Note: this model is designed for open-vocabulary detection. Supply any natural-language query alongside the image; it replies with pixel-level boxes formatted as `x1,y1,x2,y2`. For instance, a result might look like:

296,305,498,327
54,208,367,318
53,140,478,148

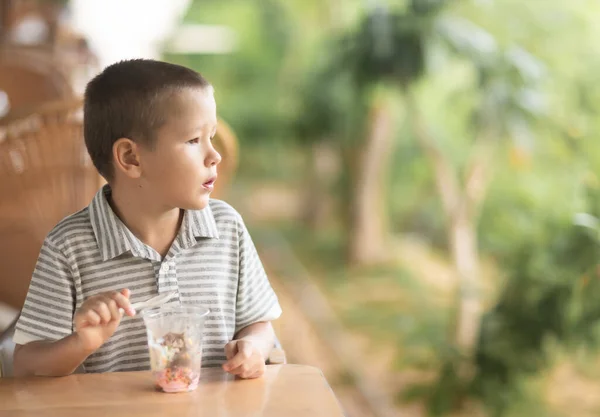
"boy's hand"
222,339,265,379
73,289,135,352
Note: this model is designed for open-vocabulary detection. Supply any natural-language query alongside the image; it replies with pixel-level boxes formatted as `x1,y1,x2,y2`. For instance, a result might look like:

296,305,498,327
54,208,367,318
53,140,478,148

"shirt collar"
177,202,220,250
89,185,219,261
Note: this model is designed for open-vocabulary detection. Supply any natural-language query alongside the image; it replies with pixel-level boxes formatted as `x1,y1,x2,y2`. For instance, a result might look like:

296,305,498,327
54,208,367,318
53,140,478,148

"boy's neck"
108,184,183,259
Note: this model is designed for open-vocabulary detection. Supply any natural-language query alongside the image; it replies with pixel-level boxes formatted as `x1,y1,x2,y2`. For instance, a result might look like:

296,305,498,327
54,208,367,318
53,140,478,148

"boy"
12,59,282,379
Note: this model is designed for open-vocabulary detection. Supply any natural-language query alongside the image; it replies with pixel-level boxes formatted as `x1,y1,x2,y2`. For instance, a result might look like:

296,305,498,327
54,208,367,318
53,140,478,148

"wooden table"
0,365,345,416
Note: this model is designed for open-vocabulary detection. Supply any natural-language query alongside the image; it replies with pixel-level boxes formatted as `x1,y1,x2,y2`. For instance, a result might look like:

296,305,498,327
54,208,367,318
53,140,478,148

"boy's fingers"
249,369,264,379
94,302,112,324
225,352,246,372
242,366,263,379
111,292,135,316
84,310,101,326
120,288,131,299
230,363,252,376
226,359,252,376
105,298,121,321
223,341,253,372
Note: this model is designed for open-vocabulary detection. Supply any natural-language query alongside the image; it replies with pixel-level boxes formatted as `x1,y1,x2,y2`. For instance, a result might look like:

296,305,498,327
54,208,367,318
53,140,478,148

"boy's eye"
187,138,200,144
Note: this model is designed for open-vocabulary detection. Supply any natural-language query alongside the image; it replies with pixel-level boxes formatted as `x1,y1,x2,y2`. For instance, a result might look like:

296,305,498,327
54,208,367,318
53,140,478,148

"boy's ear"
113,138,142,179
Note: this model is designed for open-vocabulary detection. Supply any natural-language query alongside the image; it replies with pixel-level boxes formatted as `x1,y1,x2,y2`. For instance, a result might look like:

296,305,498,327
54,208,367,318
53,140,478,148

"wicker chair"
0,98,100,309
0,46,74,119
0,98,99,377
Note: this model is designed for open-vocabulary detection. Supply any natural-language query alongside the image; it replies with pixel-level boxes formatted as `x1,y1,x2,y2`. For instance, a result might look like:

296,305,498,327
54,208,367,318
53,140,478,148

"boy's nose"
206,149,222,167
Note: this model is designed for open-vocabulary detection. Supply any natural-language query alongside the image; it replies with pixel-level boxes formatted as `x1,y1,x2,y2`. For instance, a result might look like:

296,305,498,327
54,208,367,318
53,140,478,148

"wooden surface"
0,365,345,417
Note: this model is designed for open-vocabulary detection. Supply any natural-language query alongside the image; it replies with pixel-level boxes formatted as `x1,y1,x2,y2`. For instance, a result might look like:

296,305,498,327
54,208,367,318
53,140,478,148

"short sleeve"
234,217,282,334
13,238,75,345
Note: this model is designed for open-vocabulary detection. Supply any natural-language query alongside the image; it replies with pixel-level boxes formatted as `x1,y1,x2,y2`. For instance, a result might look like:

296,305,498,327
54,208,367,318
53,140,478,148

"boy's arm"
13,335,94,377
234,321,275,359
222,211,282,379
14,289,135,377
232,214,282,334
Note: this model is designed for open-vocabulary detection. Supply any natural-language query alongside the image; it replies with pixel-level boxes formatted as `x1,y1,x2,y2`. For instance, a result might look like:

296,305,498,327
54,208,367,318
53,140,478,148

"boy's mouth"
202,177,217,191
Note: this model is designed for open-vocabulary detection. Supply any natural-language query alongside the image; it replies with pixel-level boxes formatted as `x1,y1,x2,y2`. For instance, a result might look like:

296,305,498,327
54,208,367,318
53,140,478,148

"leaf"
515,87,548,116
505,45,546,83
434,15,498,65
573,212,600,232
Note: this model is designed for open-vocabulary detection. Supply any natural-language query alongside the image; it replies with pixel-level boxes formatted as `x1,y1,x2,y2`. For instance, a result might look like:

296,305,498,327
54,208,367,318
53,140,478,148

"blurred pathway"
258,231,410,417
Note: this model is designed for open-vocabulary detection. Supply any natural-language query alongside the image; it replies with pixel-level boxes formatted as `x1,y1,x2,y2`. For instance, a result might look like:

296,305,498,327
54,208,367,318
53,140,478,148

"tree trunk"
405,89,492,376
301,142,338,230
348,96,394,265
449,207,482,376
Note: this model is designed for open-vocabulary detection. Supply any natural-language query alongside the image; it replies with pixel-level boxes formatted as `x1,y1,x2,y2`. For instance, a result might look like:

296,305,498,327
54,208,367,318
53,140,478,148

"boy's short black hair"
84,59,211,180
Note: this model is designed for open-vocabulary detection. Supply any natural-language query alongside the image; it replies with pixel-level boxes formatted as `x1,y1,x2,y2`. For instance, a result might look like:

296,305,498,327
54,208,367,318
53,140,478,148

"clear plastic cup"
143,305,210,393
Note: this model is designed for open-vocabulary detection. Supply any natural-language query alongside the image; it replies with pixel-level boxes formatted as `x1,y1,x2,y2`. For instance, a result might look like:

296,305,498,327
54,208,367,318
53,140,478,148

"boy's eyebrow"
186,123,218,136
186,126,203,135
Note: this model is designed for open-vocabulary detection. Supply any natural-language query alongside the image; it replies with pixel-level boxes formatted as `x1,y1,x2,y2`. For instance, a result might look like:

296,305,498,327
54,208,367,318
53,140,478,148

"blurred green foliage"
169,0,600,415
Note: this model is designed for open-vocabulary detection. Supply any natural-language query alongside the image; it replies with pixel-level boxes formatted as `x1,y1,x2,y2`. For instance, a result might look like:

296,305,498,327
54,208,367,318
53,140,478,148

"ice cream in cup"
143,305,210,393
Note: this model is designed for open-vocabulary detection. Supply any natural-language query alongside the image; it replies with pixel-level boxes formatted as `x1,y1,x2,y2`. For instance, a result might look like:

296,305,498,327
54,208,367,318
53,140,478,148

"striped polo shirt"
13,185,282,373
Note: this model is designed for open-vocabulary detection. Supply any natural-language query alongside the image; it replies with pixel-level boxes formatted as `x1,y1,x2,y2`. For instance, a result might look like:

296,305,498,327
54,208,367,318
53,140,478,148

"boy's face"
137,87,221,210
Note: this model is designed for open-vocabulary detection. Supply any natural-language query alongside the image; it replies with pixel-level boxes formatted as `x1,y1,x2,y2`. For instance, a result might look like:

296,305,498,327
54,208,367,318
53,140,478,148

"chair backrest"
0,46,73,118
0,98,101,309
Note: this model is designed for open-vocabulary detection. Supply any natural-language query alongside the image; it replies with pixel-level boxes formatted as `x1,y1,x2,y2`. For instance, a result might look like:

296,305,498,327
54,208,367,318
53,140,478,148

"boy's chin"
181,196,210,211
